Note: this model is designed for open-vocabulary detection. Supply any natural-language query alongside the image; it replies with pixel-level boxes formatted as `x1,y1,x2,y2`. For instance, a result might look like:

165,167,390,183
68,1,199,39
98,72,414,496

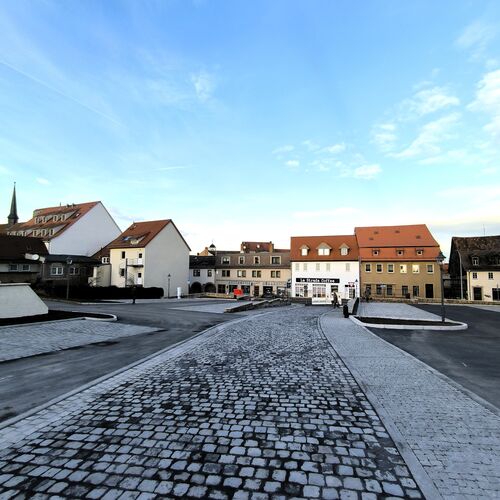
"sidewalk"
321,311,500,499
0,307,423,499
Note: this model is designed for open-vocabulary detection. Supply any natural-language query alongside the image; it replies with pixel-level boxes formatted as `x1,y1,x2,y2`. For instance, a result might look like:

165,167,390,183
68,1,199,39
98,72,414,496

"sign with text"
295,278,340,284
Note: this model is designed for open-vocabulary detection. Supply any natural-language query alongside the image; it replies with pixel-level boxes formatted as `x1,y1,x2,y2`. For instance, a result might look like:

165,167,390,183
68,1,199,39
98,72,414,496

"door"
254,285,260,296
493,288,500,301
473,287,482,301
425,284,434,298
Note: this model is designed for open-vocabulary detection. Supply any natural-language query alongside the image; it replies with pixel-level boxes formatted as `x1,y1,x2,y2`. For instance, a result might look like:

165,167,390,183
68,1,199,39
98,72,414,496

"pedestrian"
332,292,339,308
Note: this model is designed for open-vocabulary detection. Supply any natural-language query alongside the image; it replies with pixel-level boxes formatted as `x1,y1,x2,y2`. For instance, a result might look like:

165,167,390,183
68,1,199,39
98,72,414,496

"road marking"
462,362,468,367
0,375,13,382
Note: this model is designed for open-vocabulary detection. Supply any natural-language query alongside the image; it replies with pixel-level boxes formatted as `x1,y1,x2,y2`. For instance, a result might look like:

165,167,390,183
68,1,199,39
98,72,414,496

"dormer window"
472,256,479,266
239,256,245,265
372,249,379,256
221,256,230,265
397,249,404,256
416,249,423,256
254,256,260,265
300,245,310,256
317,243,331,256
340,246,349,256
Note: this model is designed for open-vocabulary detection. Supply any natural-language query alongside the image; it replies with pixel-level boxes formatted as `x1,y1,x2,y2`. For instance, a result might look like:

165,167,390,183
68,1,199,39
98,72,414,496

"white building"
290,235,360,304
103,219,190,296
6,201,121,257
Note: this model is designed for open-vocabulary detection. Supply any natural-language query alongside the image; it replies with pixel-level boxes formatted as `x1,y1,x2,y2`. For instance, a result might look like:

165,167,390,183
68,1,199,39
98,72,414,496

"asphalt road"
368,304,500,409
0,300,236,423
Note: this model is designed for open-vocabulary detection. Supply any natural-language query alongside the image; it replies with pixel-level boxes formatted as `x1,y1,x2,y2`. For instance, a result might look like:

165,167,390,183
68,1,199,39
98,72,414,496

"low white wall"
0,283,48,318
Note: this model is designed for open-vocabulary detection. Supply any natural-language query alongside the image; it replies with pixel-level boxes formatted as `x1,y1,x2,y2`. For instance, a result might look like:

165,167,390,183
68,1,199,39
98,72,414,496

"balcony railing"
127,258,144,267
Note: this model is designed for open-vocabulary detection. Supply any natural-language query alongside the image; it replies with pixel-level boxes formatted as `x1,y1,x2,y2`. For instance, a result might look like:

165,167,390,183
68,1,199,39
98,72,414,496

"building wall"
144,224,190,296
110,247,145,287
216,266,291,296
291,260,359,302
0,283,48,318
48,202,121,256
467,270,500,301
0,262,42,284
189,268,215,288
92,263,111,287
359,260,442,299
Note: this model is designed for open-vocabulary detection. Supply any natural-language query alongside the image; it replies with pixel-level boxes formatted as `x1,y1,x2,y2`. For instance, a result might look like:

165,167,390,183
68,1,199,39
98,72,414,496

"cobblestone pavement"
357,302,441,320
0,321,158,362
0,307,423,499
321,313,500,499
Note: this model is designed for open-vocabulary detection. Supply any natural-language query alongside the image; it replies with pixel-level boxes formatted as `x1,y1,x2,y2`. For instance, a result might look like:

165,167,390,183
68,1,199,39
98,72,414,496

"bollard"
343,304,349,318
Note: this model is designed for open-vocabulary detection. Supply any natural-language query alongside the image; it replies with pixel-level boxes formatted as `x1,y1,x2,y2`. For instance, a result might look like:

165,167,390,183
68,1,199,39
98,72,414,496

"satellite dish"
25,253,40,261
31,254,40,261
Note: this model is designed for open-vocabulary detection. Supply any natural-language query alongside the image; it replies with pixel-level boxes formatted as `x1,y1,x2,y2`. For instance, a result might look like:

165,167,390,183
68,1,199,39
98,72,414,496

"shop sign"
295,278,340,283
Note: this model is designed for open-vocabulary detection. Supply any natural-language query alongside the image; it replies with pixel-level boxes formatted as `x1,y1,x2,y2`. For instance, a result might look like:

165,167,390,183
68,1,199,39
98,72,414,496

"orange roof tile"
290,235,359,261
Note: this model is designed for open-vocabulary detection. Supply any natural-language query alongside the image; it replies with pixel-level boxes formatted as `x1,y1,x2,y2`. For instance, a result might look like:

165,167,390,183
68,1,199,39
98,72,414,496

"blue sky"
0,0,499,255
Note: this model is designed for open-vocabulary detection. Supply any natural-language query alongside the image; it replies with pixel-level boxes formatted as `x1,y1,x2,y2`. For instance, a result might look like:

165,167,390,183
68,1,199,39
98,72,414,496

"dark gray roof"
44,254,100,264
0,235,48,260
190,255,215,268
451,236,500,271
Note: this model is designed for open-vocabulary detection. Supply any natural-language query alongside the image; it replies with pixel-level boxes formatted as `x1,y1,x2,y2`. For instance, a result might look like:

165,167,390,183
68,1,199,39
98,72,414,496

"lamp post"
65,257,73,300
457,250,464,300
436,251,446,323
167,273,171,298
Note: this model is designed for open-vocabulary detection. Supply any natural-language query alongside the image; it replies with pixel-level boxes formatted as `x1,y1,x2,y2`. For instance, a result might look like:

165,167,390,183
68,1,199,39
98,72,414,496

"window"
400,264,407,274
472,257,479,266
271,256,281,264
207,270,213,277
412,264,420,274
387,264,394,273
237,270,246,278
254,256,260,265
239,256,245,265
301,247,309,256
193,269,201,277
340,247,348,256
316,263,320,271
326,263,331,271
376,264,383,273
138,272,142,278
138,253,143,258
252,270,261,278
222,270,230,277
427,264,434,273
402,285,409,297
121,251,126,259
295,263,299,271
51,266,63,276
222,256,230,265
397,249,404,256
365,284,372,295
21,264,31,272
271,270,281,278
413,285,420,297
489,272,494,280
365,263,371,272
318,248,330,256
416,249,423,256
376,284,382,295
303,263,308,271
69,267,79,275
372,249,379,256
119,269,125,277
345,263,350,272
8,264,18,272
472,272,478,279
386,285,393,296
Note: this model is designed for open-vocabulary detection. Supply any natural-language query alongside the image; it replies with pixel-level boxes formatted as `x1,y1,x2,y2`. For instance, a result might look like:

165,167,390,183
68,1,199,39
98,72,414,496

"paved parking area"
0,307,423,499
0,321,158,363
357,302,440,320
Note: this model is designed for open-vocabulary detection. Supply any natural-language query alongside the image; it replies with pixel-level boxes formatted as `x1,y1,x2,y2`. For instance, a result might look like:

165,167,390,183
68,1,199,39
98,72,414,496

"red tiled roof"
290,235,359,261
355,224,441,261
106,219,191,251
241,241,274,252
6,201,100,240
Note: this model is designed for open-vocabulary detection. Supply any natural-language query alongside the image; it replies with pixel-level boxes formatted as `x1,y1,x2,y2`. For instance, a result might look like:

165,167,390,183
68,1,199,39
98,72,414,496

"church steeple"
7,183,18,226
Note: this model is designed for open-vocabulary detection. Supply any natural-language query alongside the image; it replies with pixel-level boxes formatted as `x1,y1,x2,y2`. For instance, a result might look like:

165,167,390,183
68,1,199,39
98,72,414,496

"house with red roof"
290,235,360,303
355,224,443,300
5,201,121,257
98,219,190,296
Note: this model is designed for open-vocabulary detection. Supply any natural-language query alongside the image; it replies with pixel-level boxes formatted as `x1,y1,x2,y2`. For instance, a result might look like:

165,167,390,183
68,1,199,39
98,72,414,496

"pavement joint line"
0,314,117,331
348,314,500,417
0,308,278,443
318,312,444,500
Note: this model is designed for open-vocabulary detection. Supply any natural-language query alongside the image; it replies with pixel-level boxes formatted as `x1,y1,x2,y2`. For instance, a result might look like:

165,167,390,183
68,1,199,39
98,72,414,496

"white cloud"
272,145,294,155
285,160,300,168
470,69,500,138
372,123,397,151
456,20,496,59
36,177,50,185
302,140,320,151
190,70,215,102
392,113,460,159
319,143,346,155
402,87,460,118
353,164,381,179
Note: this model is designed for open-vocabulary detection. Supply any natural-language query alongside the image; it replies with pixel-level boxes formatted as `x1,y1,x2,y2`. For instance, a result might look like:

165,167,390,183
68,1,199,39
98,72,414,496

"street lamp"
65,256,73,300
436,251,446,323
167,273,171,298
457,250,464,300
